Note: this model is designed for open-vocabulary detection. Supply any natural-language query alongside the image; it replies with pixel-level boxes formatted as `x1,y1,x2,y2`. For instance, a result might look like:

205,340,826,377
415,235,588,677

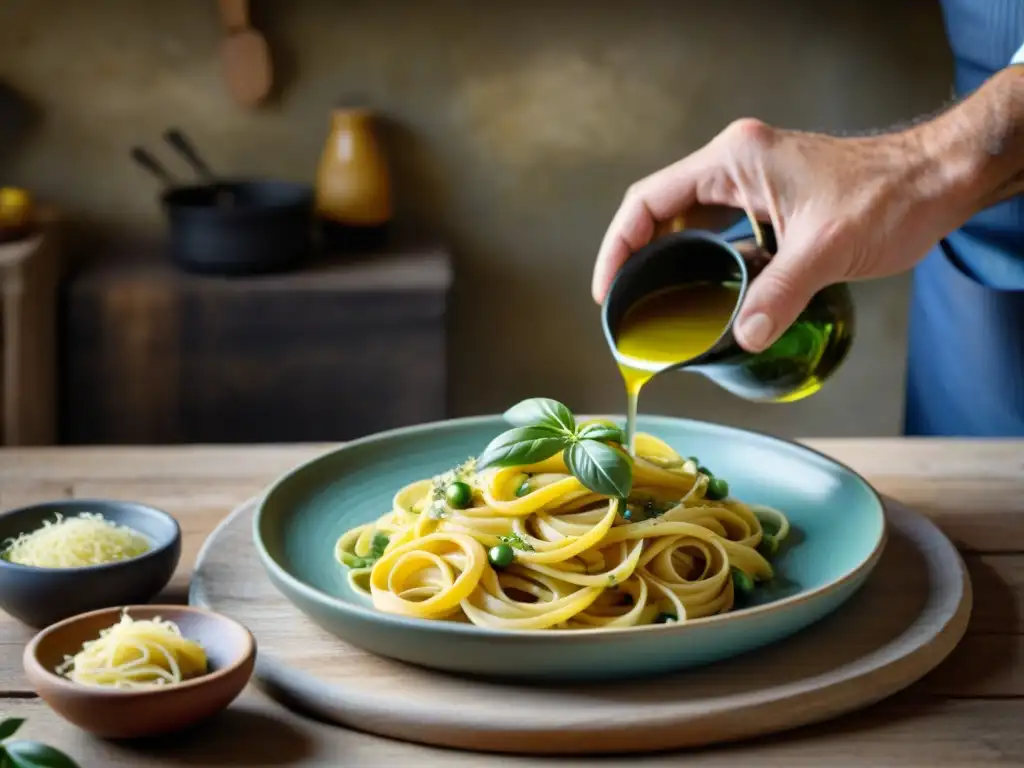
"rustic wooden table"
0,441,1021,766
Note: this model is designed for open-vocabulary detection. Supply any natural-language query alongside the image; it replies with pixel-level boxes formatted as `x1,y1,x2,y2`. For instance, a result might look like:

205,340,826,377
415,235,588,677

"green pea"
758,534,779,560
697,465,713,477
488,543,514,569
731,566,755,596
445,481,473,509
653,612,677,624
705,477,729,501
514,477,531,497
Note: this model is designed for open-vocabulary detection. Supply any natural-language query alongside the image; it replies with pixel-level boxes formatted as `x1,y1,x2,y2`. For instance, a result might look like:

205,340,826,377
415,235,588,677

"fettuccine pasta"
335,427,790,630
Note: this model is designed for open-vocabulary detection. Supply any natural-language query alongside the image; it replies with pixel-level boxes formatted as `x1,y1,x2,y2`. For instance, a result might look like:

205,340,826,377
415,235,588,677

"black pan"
131,129,313,276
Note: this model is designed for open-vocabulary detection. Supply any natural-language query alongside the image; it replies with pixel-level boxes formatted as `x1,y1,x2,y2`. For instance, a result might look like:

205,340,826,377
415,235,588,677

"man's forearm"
919,66,1024,220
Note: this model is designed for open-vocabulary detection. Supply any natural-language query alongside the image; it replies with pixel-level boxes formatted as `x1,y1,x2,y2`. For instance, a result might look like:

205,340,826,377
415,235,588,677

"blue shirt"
941,0,1024,288
903,1,1024,437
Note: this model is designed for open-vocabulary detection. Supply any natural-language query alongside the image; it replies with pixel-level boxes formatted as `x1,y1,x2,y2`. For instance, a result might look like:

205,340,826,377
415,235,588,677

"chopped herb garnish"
622,495,671,522
499,532,534,552
370,532,389,558
731,566,755,596
757,534,779,560
427,458,478,519
340,532,391,569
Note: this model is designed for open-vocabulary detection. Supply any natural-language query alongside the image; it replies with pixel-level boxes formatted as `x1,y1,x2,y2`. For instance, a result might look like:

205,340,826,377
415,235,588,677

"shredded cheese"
57,608,208,689
2,512,151,568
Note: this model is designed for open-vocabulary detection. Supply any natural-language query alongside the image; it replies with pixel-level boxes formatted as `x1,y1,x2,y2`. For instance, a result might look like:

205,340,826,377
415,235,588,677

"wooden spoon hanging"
218,0,272,108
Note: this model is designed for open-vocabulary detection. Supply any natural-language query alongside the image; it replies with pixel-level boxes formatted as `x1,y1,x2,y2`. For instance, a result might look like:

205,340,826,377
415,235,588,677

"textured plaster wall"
0,0,953,437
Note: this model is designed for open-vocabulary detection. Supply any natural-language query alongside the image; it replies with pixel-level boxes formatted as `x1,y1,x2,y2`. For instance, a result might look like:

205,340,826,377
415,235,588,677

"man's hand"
592,67,1024,353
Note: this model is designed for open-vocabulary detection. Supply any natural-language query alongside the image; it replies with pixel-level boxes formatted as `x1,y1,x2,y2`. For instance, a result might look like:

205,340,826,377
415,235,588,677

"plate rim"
252,413,888,640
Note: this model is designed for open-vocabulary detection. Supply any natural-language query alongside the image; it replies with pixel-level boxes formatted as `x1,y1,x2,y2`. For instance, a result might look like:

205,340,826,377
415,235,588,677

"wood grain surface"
0,440,1022,765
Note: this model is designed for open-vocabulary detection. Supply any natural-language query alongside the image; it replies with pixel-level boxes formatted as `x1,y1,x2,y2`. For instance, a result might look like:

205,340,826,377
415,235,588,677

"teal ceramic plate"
254,415,886,682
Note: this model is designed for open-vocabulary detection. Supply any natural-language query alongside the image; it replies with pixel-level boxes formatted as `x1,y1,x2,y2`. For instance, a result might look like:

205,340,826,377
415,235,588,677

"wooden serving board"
189,497,971,755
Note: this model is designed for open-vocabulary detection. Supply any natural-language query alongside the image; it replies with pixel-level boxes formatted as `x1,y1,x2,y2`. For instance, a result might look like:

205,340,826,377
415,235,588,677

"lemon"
0,186,33,229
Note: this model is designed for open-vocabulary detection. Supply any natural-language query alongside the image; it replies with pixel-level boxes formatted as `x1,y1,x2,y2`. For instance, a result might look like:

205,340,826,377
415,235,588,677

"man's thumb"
733,252,824,353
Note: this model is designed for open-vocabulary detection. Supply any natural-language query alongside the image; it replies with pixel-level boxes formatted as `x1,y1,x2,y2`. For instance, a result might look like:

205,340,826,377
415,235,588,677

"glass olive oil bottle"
602,227,854,452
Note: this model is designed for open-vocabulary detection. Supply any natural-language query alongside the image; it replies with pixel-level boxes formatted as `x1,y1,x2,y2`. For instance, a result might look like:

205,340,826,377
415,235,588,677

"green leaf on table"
0,720,24,741
577,422,626,445
502,398,576,435
5,741,81,768
476,426,569,470
564,440,633,498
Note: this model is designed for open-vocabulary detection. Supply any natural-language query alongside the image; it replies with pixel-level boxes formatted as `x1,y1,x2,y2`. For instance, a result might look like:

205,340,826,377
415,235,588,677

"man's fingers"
591,190,658,305
733,244,827,353
591,151,711,304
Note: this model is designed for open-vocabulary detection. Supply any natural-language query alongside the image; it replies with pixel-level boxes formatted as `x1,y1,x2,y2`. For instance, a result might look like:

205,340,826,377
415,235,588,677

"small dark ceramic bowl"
0,499,181,627
24,605,256,739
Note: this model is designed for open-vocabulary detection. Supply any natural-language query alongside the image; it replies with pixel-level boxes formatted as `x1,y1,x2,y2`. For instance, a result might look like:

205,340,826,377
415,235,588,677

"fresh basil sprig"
477,398,632,498
0,718,80,768
503,398,576,433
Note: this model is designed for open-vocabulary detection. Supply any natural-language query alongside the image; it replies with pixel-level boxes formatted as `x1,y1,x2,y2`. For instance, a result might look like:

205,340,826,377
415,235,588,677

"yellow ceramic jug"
315,108,392,251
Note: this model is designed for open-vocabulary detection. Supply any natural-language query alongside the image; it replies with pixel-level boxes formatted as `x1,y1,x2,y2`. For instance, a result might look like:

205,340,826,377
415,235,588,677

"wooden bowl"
0,499,182,627
23,605,256,739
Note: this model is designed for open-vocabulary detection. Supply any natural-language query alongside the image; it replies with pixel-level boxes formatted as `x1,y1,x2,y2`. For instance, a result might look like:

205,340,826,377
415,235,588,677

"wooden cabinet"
1,228,61,446
61,248,451,444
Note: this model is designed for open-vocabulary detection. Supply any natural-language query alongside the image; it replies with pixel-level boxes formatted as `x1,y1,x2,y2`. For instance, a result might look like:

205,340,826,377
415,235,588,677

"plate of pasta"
254,402,886,681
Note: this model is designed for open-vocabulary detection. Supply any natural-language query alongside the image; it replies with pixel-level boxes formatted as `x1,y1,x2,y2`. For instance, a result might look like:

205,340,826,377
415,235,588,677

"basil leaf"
477,426,569,469
564,440,633,498
577,423,626,444
0,720,24,741
502,398,576,435
5,741,81,768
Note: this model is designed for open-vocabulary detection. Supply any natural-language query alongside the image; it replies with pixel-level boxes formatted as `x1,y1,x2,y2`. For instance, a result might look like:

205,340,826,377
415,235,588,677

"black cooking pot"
132,130,314,276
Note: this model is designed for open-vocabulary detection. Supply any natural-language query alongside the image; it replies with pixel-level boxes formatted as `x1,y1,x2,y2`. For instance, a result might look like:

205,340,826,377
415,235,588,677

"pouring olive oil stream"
602,216,855,453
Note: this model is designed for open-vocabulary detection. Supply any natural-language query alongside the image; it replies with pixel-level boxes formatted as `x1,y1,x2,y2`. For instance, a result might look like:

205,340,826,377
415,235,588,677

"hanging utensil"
217,0,272,109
